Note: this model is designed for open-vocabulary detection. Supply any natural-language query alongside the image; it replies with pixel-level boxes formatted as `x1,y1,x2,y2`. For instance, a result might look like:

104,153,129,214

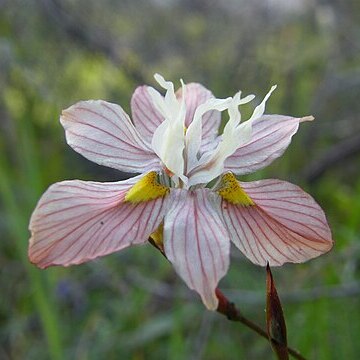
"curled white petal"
187,87,278,186
187,93,255,186
185,97,232,173
149,75,187,182
178,82,223,148
248,85,277,121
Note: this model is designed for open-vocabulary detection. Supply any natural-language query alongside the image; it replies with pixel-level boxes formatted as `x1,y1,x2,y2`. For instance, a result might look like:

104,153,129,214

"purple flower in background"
29,74,333,309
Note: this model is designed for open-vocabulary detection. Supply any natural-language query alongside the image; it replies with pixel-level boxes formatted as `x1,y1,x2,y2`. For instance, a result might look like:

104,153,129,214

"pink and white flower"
29,74,333,310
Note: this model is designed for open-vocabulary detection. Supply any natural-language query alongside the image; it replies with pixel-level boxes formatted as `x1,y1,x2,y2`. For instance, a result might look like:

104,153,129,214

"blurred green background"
1,0,360,359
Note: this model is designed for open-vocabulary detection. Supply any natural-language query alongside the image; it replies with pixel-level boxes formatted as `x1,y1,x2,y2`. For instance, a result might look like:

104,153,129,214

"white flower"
29,74,333,310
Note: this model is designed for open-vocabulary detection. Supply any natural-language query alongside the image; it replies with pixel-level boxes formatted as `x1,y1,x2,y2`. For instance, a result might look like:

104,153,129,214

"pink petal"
224,115,300,175
61,100,160,173
177,83,221,148
221,179,333,266
131,85,165,142
164,189,230,310
29,175,166,268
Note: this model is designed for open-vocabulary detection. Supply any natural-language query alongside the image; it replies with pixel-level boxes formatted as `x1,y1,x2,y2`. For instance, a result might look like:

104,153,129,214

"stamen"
218,173,254,206
125,172,169,203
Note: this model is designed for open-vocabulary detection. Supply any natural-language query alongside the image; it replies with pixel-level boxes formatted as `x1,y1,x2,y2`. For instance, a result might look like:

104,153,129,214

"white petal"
248,85,277,121
147,86,170,119
148,74,181,120
29,175,166,268
151,118,186,183
221,179,333,266
192,86,276,182
187,95,253,186
60,100,160,173
177,83,222,147
227,91,255,125
185,97,232,174
164,189,230,310
146,75,187,180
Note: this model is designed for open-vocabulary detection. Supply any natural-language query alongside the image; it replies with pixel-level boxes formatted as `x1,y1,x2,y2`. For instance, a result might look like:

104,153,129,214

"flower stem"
148,239,307,359
215,289,307,360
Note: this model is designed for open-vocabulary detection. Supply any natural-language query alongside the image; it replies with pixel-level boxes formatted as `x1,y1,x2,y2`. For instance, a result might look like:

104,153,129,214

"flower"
29,74,333,310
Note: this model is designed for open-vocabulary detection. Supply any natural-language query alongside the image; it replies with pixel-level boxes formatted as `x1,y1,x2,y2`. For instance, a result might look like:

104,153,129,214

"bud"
266,263,289,360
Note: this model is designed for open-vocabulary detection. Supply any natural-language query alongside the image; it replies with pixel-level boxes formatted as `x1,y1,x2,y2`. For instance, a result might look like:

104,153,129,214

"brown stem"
215,289,307,360
148,239,307,359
